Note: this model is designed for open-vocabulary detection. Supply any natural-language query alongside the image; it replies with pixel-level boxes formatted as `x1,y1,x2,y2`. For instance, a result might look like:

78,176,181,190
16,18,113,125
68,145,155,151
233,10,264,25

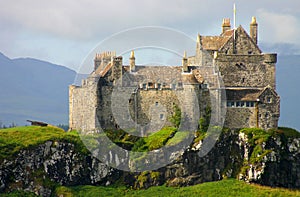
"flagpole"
233,3,236,53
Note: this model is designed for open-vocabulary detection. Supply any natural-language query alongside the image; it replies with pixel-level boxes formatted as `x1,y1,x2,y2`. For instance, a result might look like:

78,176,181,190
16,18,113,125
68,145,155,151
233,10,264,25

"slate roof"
226,88,263,101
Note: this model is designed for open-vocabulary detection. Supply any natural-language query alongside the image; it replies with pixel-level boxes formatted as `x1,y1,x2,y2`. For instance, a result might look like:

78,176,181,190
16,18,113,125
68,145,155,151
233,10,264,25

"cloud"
1,0,300,69
257,9,300,44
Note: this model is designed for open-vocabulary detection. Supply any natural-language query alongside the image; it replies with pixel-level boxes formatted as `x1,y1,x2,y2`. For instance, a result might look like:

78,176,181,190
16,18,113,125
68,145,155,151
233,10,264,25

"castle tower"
94,53,102,71
250,16,258,44
182,51,188,72
130,50,136,72
222,18,231,33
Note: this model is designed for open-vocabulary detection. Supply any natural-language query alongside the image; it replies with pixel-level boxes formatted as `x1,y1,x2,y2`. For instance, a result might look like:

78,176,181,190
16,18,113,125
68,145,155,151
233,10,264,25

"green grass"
143,127,177,150
278,127,300,138
54,179,300,197
0,126,88,161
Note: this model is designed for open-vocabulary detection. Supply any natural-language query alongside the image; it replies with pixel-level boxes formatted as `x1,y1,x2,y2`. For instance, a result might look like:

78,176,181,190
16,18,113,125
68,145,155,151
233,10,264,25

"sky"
1,0,300,72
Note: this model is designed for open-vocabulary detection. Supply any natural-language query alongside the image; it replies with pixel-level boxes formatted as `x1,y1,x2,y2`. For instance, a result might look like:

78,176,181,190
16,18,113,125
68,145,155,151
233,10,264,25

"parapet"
263,53,277,63
95,51,116,60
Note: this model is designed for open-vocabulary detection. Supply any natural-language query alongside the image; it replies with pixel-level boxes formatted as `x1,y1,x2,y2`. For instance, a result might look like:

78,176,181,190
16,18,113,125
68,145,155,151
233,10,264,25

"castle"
69,17,280,134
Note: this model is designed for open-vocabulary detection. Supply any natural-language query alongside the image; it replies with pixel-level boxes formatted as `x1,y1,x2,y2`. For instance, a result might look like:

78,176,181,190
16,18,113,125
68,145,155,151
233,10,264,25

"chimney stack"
129,50,135,72
222,18,231,33
250,16,258,44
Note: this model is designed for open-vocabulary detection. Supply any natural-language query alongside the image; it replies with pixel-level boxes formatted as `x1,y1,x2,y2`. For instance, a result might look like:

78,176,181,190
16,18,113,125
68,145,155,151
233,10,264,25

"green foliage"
166,131,190,146
143,127,177,151
0,191,39,197
0,126,88,161
169,104,181,128
239,128,271,146
132,127,177,152
278,127,300,138
198,106,211,132
54,179,300,197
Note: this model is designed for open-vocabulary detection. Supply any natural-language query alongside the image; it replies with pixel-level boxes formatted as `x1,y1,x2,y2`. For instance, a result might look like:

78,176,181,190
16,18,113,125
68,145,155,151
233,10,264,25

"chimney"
182,51,188,72
250,16,258,44
222,18,231,33
129,50,135,72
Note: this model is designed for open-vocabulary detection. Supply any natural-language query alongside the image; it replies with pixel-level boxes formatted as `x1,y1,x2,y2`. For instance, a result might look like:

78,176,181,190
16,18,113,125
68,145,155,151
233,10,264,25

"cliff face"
131,129,300,189
0,141,120,196
1,129,300,196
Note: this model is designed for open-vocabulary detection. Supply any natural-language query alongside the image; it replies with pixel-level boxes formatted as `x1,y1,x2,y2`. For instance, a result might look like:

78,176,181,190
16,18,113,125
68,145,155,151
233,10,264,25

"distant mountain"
0,52,77,126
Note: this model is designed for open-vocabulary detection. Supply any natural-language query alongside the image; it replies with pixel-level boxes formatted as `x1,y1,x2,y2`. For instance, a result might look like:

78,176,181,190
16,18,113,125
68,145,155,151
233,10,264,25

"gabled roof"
219,26,262,54
258,85,279,98
95,62,113,77
201,35,232,51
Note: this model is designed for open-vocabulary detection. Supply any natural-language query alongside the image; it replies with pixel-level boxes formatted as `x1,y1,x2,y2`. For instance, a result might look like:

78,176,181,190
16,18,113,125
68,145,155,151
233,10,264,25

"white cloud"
1,0,300,68
257,9,300,44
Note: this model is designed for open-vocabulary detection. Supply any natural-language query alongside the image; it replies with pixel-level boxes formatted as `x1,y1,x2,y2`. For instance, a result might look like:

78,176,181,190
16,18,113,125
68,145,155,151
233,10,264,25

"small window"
178,82,183,88
171,84,176,90
241,101,245,107
227,101,231,107
236,101,241,107
265,112,269,118
157,83,162,90
142,83,147,90
267,97,272,103
246,101,250,107
155,102,159,106
231,101,235,107
160,114,164,120
250,102,255,107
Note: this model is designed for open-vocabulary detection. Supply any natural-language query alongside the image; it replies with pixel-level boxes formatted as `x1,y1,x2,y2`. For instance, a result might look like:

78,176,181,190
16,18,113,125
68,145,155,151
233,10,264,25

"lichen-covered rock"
0,141,119,197
131,129,300,189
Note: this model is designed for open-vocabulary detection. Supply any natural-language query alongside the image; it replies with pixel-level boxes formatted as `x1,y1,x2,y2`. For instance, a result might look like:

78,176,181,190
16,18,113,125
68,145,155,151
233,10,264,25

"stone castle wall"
216,54,276,88
69,75,99,132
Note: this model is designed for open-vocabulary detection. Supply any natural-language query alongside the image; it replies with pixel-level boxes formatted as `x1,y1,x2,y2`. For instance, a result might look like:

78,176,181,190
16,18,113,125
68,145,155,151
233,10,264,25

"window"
157,83,162,90
160,114,164,120
236,101,241,107
201,84,208,89
241,101,245,107
142,83,147,90
178,82,183,88
171,84,176,90
250,101,255,107
230,101,235,107
246,101,250,107
265,112,269,118
267,97,272,103
227,101,231,107
155,102,159,106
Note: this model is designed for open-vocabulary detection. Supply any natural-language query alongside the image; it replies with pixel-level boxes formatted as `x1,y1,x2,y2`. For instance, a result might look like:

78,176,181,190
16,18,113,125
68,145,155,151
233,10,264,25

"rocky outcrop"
130,129,300,189
0,141,120,196
1,129,300,196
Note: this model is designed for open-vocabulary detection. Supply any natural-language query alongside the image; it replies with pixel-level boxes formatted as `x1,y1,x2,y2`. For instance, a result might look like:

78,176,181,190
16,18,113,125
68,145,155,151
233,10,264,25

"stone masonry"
69,17,280,133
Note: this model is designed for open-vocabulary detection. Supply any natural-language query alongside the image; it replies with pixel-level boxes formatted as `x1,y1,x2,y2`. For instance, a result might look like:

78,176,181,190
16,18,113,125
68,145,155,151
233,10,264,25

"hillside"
0,52,76,126
4,179,300,197
1,126,300,196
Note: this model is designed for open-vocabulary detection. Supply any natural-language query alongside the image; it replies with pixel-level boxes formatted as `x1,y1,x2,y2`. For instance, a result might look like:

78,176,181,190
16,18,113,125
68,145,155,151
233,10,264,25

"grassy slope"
0,126,86,161
55,179,300,197
1,126,300,196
